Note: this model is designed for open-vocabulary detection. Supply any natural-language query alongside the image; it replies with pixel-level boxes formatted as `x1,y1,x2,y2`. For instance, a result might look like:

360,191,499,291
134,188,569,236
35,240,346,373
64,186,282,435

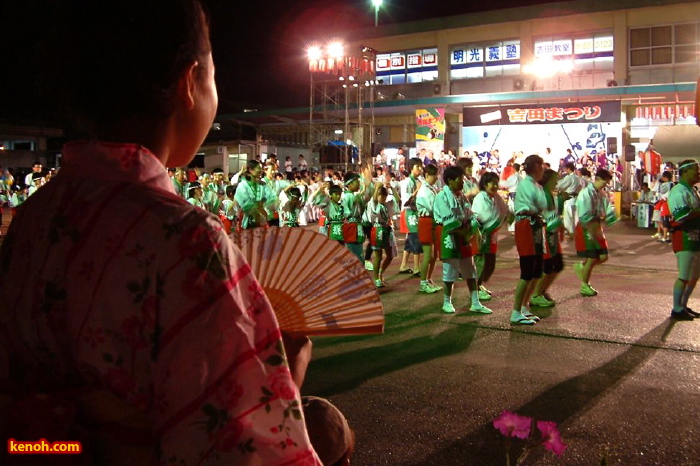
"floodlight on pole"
327,41,345,58
372,0,382,27
307,45,322,61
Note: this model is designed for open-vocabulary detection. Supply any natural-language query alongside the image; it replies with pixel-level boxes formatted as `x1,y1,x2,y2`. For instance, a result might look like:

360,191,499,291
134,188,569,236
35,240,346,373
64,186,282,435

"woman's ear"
178,61,199,111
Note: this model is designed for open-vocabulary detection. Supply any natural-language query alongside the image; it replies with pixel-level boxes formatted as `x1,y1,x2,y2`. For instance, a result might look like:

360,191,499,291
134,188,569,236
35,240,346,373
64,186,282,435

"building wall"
346,1,700,150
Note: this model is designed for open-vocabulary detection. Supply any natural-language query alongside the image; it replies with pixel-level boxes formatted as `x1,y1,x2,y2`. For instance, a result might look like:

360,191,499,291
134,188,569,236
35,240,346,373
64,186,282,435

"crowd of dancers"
177,153,622,326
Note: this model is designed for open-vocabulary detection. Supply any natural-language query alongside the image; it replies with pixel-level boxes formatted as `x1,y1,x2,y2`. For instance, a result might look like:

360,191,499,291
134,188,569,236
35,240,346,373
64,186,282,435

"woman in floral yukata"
0,1,321,464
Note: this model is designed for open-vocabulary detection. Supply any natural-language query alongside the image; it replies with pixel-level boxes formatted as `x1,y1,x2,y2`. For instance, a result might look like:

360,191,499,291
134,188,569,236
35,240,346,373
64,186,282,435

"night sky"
0,0,562,121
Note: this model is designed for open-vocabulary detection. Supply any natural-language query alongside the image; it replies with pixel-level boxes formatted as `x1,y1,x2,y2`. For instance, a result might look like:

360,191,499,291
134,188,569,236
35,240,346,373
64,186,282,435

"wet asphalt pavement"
302,221,700,465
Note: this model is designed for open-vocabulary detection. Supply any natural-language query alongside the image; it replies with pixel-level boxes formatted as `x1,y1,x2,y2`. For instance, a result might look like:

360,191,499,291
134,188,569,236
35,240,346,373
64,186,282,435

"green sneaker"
365,260,374,271
478,290,492,301
442,302,456,314
479,285,492,295
428,281,442,291
420,282,439,294
375,279,385,288
470,303,493,314
530,295,554,307
580,283,597,297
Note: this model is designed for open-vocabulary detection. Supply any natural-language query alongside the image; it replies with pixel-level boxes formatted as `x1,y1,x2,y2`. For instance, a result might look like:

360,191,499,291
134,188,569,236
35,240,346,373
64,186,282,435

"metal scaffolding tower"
307,45,377,168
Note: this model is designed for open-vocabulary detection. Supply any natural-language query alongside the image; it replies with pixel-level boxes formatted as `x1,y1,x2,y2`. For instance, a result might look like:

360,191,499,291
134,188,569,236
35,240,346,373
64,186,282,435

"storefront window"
630,23,699,66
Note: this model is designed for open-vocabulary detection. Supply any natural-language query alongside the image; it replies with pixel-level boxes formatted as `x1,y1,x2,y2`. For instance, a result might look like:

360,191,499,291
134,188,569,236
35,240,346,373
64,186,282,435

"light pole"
372,0,382,27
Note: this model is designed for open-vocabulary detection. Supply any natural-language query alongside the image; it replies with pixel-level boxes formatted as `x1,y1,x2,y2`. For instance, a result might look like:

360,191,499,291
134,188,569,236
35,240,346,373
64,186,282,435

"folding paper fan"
231,227,384,336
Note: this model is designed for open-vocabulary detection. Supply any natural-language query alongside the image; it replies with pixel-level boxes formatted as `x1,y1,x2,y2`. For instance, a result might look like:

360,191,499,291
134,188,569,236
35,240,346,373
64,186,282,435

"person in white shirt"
502,163,522,232
24,162,42,188
398,159,423,275
556,162,582,236
472,172,510,301
511,155,548,325
415,164,441,293
573,169,614,297
284,156,293,180
298,154,308,171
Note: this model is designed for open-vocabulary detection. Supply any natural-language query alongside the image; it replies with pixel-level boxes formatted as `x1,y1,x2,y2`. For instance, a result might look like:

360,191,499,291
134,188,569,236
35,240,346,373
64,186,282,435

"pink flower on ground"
493,410,532,439
537,420,567,456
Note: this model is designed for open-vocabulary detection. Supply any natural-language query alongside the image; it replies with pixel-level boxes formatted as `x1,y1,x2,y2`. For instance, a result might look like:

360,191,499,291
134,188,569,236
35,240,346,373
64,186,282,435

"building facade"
221,0,699,175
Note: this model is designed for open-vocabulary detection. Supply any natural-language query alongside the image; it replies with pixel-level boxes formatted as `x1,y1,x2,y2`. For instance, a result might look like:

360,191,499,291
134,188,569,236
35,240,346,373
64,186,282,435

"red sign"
407,53,422,67
635,104,696,120
391,56,405,68
463,100,620,126
423,53,437,65
506,106,602,123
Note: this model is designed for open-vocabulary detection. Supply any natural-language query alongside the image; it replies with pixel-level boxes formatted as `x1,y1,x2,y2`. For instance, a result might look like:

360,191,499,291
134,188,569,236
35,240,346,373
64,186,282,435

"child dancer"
416,164,441,293
471,172,510,302
433,166,492,315
341,168,373,263
369,182,399,287
511,155,548,325
531,169,564,307
186,182,205,209
398,159,423,274
573,168,614,296
310,182,344,243
279,186,305,227
219,185,236,234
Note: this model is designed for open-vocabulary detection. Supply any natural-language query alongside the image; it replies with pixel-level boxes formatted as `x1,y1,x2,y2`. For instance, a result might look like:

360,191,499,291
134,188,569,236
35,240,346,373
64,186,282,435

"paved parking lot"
303,222,700,465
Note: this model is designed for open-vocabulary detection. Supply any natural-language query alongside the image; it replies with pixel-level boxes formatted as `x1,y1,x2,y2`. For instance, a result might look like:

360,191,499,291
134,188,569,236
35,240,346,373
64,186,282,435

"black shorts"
519,255,543,281
404,232,422,254
543,254,564,274
661,215,671,229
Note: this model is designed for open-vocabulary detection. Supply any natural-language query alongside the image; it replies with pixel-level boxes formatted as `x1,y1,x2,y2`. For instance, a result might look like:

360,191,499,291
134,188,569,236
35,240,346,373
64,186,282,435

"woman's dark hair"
225,185,235,198
539,168,558,187
187,181,201,197
329,185,343,196
522,155,543,175
595,169,613,182
288,187,302,199
679,159,698,176
456,157,474,172
661,170,673,180
443,166,463,185
424,164,438,176
55,0,210,136
580,167,590,177
244,160,261,181
407,158,423,172
478,172,499,191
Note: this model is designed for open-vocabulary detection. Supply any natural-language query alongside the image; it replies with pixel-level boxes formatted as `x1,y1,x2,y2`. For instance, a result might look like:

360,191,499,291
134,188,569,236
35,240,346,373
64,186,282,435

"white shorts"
442,257,476,282
676,250,700,281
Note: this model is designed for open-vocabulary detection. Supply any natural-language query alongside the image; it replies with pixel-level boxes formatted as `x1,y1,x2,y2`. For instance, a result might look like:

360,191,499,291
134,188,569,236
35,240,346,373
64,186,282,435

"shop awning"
652,125,700,163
